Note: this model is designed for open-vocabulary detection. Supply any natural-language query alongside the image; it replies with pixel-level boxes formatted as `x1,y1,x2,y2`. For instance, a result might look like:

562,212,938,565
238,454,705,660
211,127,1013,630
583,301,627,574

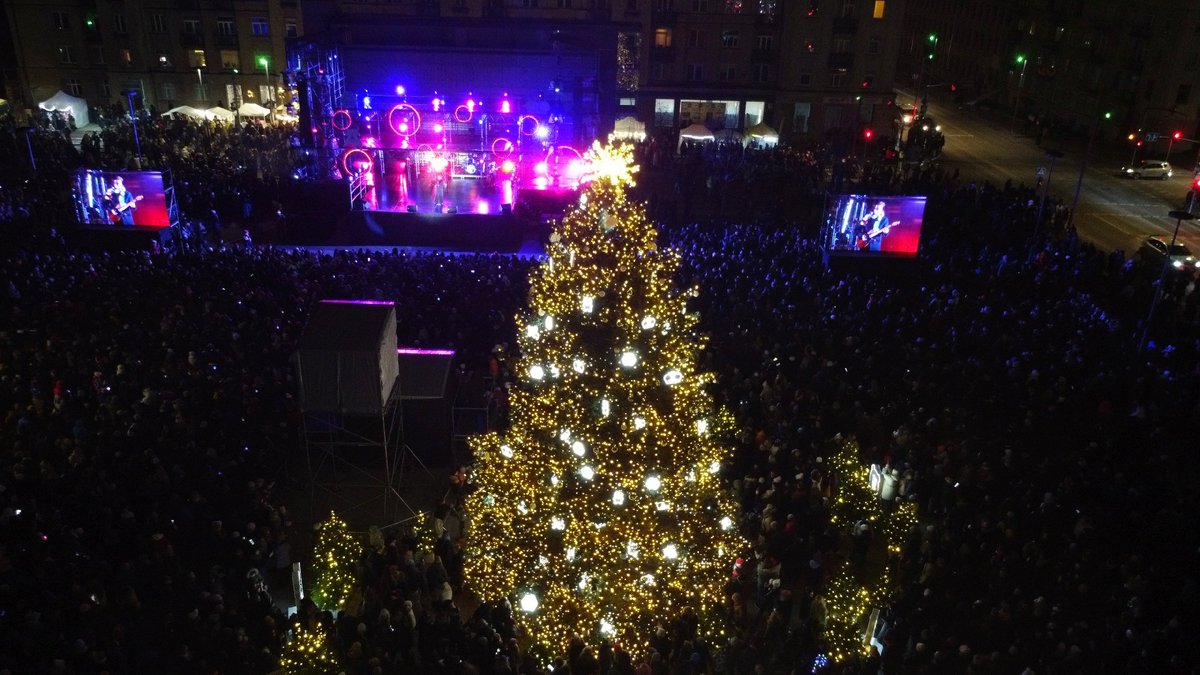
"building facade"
2,0,303,120
298,0,906,143
901,0,1200,155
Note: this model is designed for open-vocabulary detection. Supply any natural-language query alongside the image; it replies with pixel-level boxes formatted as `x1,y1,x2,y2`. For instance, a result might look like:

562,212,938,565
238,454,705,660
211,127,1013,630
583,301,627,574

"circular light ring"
332,109,353,131
519,115,540,136
416,143,434,154
492,137,515,158
387,103,422,136
454,105,473,123
341,148,372,176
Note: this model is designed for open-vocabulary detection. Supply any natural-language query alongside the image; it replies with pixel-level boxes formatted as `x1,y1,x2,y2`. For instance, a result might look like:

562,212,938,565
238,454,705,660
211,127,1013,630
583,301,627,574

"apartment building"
2,0,303,119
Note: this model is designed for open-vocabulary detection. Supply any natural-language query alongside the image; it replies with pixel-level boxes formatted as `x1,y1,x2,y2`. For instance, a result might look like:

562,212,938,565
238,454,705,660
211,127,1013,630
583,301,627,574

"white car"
1138,236,1200,270
1120,160,1173,180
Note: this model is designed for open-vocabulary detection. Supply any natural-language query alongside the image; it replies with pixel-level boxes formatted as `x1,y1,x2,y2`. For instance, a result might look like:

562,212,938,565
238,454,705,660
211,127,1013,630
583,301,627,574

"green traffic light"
1104,112,1113,120
928,33,937,42
1016,54,1025,63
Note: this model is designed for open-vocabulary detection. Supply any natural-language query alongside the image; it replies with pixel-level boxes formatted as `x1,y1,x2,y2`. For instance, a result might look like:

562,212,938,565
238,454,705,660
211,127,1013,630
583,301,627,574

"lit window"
655,28,671,47
189,49,207,69
120,49,133,66
721,30,739,48
873,0,885,18
251,17,269,36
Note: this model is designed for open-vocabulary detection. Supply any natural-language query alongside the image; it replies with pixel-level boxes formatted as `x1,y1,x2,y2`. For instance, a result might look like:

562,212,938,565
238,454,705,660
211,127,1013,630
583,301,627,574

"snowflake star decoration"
583,141,639,188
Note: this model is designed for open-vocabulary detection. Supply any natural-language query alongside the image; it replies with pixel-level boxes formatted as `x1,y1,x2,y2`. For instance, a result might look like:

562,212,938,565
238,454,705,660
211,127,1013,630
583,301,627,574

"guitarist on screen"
857,200,893,252
105,176,143,225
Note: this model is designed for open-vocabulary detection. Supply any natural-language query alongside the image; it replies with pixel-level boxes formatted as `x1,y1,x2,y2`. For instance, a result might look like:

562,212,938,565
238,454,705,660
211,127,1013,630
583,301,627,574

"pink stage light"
535,161,548,175
565,159,583,176
433,123,444,133
476,201,490,214
431,156,449,172
491,138,514,158
395,85,406,95
467,99,476,112
399,122,408,132
502,181,514,205
501,100,511,114
534,176,549,189
501,160,516,173
388,103,421,136
364,137,378,148
341,149,373,176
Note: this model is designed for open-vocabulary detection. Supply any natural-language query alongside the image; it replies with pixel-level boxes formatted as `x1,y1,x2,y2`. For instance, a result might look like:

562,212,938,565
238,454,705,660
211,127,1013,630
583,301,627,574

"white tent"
612,116,646,141
38,90,89,127
237,102,271,118
206,106,236,122
677,123,715,152
745,122,780,146
162,105,208,120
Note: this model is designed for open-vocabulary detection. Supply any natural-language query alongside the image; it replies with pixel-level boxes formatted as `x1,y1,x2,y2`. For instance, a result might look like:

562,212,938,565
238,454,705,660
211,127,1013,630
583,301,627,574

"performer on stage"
857,200,891,251
105,176,142,225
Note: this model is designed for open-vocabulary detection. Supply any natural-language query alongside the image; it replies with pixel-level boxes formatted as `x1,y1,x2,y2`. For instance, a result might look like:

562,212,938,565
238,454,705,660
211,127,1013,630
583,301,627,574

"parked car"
1119,160,1174,179
1137,235,1200,270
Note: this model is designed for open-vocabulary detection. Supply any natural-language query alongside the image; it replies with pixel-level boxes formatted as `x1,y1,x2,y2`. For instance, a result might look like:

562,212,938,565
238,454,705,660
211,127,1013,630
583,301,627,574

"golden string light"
465,142,746,659
279,623,340,674
821,439,920,662
310,511,361,612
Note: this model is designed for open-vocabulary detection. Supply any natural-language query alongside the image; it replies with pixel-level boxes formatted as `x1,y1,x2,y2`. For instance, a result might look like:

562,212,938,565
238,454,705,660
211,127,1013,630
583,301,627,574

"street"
908,94,1200,255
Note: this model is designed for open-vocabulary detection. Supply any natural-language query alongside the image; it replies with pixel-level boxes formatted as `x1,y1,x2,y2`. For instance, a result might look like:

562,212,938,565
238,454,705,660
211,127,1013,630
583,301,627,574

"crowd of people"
1,109,1198,674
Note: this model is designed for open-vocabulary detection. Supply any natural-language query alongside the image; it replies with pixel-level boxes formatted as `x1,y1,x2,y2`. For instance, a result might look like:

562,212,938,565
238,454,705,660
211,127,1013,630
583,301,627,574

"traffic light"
1015,54,1025,64
863,128,874,140
1194,175,1200,191
1128,133,1137,141
928,33,937,42
950,84,957,92
1174,131,1183,141
1104,112,1113,120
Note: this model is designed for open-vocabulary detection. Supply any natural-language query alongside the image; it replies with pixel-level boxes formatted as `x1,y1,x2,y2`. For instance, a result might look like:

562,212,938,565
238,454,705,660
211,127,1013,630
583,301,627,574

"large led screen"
825,194,927,257
73,170,171,228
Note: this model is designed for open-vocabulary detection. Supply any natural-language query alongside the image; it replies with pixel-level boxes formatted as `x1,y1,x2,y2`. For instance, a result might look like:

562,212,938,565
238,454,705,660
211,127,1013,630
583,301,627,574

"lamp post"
125,89,143,170
1139,210,1197,353
1070,111,1112,222
1035,148,1064,237
1010,54,1027,134
258,55,273,120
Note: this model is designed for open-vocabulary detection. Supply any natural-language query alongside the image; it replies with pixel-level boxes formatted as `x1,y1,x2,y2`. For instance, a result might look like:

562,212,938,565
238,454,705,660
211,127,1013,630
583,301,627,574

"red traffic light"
950,84,957,92
1174,131,1184,141
1193,175,1200,190
863,128,874,140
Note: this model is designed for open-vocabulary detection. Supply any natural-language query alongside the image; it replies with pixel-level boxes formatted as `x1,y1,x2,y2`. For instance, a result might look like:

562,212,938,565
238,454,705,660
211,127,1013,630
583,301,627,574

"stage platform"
69,222,181,252
326,210,548,254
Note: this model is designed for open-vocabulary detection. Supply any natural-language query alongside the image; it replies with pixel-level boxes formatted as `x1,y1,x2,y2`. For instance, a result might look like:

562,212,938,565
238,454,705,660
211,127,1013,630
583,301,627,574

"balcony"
179,32,205,47
215,33,238,47
827,52,853,69
650,45,675,61
832,17,857,33
751,48,775,63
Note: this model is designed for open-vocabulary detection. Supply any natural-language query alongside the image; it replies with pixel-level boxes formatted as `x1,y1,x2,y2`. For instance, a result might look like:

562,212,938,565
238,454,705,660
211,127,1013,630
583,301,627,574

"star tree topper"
583,140,639,189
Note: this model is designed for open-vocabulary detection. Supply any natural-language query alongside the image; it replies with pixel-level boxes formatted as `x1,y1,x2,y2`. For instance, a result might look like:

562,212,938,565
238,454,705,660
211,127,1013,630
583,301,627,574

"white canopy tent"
237,102,271,118
206,106,236,122
162,105,208,120
38,90,89,128
677,123,715,152
612,116,646,142
745,122,780,146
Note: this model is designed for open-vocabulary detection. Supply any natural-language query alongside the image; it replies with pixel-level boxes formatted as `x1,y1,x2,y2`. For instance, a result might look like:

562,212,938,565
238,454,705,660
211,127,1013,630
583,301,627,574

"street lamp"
1139,210,1197,353
124,89,143,170
1035,148,1064,237
1010,54,1028,134
1070,110,1112,221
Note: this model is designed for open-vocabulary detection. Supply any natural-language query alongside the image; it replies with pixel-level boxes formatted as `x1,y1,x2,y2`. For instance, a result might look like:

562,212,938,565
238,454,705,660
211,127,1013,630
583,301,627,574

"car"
1119,160,1173,179
1137,236,1200,270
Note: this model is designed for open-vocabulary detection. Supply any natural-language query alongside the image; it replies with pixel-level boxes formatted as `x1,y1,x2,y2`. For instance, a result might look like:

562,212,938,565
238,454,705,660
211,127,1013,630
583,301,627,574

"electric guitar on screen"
856,220,903,250
108,195,144,224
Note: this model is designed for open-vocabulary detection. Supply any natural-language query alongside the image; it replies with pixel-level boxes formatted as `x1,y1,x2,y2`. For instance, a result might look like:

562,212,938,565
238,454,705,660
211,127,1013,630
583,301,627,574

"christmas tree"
310,511,361,612
464,142,746,656
280,622,341,675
